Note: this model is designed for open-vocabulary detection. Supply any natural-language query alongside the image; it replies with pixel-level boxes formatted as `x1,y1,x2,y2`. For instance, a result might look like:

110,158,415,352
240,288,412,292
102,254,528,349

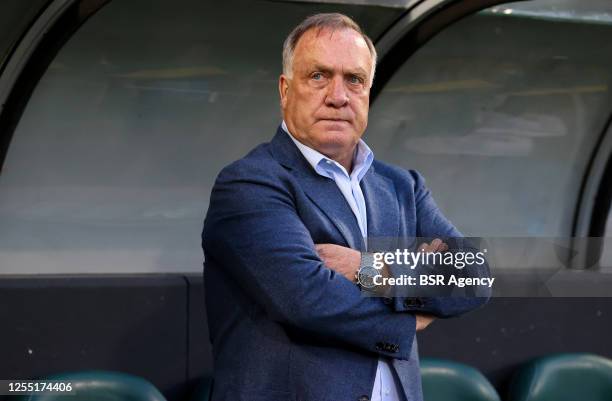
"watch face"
357,266,380,289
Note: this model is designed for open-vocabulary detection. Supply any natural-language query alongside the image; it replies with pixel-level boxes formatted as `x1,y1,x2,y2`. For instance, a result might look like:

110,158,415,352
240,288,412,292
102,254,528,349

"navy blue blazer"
202,126,490,401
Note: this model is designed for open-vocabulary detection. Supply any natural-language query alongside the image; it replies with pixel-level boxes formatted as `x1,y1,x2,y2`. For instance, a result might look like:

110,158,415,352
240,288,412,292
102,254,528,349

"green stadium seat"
421,358,501,401
508,353,612,401
13,370,167,401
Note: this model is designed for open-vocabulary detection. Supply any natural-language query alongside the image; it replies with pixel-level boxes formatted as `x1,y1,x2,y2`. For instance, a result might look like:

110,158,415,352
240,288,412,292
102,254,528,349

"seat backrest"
421,358,501,401
14,370,168,401
508,353,612,401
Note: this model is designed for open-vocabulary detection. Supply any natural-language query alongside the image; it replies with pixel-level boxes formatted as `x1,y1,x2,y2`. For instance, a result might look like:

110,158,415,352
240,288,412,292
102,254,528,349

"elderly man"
203,13,489,401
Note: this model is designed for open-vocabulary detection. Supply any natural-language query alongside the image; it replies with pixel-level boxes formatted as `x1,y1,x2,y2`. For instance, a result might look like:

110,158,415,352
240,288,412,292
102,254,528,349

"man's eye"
312,73,323,80
349,75,363,84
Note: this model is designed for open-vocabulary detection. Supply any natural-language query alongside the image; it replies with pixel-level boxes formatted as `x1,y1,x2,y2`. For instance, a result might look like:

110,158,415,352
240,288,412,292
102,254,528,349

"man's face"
279,27,373,165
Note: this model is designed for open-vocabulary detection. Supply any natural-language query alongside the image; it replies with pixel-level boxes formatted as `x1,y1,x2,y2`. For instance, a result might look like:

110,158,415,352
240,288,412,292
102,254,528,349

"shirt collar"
281,120,373,181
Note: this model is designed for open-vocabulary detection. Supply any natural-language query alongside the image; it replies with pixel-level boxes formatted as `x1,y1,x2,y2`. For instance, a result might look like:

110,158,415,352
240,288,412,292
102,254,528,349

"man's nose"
324,76,349,108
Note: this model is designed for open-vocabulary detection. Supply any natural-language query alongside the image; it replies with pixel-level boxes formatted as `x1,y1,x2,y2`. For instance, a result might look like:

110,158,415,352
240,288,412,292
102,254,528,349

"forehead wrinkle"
301,59,368,77
302,43,371,72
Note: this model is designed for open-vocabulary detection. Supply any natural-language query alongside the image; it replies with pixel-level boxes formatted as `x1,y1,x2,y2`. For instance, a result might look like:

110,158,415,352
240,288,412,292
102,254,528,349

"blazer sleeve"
203,161,417,360
387,169,492,318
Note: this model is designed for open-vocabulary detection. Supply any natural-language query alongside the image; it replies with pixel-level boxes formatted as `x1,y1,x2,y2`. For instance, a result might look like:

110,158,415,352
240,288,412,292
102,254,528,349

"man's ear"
279,74,290,109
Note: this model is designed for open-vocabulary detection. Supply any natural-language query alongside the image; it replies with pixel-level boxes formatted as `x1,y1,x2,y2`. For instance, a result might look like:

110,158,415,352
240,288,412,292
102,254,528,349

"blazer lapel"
300,174,365,251
267,127,365,250
360,165,400,249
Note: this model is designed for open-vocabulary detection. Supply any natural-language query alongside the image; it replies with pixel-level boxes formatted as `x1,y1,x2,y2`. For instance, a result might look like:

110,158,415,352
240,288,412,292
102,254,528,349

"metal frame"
0,0,75,115
571,116,612,268
0,0,110,170
274,0,421,8
371,0,517,101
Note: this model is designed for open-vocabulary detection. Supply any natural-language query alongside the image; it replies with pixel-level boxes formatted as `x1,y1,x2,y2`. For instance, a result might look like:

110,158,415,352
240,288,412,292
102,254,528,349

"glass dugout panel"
368,0,612,238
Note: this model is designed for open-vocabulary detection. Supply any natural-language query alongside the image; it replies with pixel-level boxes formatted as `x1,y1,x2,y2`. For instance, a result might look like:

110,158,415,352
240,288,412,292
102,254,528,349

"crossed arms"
203,162,490,361
314,241,447,331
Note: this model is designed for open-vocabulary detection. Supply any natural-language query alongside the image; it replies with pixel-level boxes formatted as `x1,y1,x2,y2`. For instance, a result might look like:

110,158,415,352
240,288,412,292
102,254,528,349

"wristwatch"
355,252,380,289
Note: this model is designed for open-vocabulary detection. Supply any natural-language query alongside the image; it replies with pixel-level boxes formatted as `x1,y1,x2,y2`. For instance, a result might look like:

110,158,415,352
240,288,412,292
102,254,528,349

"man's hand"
315,242,438,331
418,238,448,253
315,243,360,282
315,239,449,283
414,239,444,332
416,314,435,331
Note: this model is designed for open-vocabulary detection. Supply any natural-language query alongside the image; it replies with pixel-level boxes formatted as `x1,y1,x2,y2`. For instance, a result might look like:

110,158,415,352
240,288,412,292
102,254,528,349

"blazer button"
404,298,424,308
358,396,370,401
403,298,416,307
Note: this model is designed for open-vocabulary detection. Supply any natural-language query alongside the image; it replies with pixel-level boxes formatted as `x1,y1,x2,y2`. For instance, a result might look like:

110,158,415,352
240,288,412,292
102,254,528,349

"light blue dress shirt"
282,121,402,401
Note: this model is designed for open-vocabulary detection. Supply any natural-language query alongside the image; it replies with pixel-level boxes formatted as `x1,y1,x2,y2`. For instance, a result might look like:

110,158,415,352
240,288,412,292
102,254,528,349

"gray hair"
282,13,377,87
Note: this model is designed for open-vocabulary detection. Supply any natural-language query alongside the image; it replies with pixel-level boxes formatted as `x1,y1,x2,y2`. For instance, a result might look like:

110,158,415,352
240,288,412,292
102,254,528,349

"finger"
315,244,327,256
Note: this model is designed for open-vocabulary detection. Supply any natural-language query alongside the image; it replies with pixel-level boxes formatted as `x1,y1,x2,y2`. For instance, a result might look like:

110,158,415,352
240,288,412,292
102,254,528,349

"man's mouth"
319,118,349,123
